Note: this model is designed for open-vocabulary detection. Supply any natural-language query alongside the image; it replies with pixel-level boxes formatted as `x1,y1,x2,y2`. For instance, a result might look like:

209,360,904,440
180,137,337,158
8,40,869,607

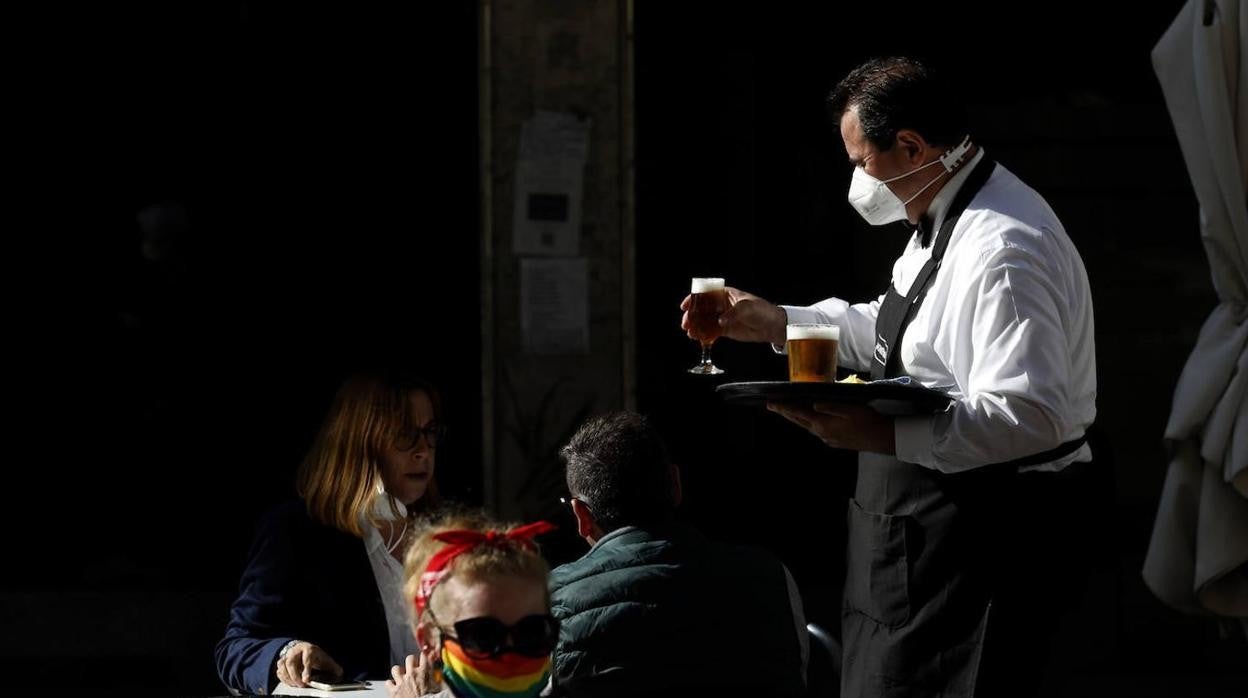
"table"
273,679,388,696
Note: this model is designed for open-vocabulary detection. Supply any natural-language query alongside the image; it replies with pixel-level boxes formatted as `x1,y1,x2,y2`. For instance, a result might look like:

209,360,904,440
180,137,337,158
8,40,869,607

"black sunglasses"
443,614,560,659
394,423,447,451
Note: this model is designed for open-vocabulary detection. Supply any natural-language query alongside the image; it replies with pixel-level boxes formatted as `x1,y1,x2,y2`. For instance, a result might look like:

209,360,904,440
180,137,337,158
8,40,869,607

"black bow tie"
916,217,935,248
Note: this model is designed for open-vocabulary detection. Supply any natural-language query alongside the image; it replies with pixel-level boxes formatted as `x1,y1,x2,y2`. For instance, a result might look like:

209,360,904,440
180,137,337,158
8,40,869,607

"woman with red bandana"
389,516,559,698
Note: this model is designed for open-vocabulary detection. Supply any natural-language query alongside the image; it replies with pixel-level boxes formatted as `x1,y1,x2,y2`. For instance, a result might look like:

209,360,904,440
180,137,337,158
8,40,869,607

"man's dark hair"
827,56,969,151
561,412,678,533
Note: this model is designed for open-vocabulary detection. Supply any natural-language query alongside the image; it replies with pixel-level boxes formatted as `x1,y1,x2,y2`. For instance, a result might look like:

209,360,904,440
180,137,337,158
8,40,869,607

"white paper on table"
521,257,589,355
512,110,591,256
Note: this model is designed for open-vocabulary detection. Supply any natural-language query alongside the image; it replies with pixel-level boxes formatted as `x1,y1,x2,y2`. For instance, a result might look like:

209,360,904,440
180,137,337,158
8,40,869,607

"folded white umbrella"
1143,0,1248,618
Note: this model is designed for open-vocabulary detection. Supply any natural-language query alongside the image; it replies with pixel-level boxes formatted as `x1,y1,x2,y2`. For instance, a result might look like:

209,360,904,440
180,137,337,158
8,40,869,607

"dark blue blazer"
214,499,391,695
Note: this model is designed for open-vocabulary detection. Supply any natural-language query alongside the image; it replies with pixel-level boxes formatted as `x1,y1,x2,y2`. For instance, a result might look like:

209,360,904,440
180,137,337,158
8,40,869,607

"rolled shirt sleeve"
777,294,884,373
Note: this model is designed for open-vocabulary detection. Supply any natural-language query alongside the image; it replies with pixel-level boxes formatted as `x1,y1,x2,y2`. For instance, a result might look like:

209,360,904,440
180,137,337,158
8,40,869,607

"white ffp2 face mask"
847,137,972,226
371,487,410,554
373,485,409,520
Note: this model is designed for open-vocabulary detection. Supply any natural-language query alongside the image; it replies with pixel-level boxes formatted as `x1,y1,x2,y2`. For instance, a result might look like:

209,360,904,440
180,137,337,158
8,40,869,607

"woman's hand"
275,640,343,688
388,652,440,697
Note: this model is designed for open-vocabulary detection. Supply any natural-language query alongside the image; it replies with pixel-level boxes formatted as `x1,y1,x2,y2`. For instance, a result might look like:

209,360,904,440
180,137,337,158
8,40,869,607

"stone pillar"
479,0,635,519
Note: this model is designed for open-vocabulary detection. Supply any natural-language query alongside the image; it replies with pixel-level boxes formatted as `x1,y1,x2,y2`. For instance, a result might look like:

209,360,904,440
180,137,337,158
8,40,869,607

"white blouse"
781,151,1096,473
363,519,422,667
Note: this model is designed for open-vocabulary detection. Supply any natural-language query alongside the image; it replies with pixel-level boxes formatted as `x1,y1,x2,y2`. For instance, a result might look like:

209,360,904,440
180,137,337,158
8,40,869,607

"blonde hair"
403,514,551,627
296,372,442,537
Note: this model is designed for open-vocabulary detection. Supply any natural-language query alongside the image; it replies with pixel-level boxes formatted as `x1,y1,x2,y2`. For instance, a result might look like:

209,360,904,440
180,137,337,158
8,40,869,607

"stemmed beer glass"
687,277,727,375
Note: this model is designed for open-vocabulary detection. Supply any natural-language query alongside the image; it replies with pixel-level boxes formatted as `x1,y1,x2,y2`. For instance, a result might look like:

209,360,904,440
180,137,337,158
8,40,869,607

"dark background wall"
6,1,481,694
4,1,1244,696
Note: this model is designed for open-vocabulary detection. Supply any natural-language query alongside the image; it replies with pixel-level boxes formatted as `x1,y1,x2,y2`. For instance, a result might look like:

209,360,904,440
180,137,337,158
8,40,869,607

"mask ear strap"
939,135,973,172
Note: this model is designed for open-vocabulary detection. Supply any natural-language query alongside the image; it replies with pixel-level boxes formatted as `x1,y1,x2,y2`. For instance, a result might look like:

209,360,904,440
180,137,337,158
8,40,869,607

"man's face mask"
847,136,972,226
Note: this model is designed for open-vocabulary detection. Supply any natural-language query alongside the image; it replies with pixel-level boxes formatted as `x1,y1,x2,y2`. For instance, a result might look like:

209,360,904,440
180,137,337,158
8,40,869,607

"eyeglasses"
559,496,588,519
394,423,447,451
438,614,560,659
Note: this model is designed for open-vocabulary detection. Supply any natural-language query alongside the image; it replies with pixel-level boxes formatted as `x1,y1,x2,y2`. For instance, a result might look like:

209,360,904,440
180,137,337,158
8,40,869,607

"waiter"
681,57,1099,697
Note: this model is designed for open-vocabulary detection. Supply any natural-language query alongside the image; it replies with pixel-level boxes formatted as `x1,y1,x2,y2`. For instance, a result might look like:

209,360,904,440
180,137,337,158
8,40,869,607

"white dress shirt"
362,519,422,667
781,150,1097,473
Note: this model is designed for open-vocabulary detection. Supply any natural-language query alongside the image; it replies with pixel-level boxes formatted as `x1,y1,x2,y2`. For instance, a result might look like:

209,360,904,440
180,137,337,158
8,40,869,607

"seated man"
549,412,808,697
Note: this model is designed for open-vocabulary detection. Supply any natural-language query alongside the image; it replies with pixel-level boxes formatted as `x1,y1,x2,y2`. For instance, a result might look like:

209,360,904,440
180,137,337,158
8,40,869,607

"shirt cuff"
772,305,820,354
895,415,937,468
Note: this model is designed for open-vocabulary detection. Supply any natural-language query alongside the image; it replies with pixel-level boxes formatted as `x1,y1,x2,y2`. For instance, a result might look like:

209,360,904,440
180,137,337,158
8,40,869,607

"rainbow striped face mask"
440,638,551,698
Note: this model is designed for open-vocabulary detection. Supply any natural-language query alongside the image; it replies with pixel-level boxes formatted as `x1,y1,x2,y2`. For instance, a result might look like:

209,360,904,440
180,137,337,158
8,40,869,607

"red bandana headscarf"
413,521,557,613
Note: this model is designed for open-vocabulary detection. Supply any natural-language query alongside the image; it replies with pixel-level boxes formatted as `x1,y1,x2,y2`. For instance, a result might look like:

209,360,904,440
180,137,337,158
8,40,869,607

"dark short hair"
827,56,968,151
561,412,677,533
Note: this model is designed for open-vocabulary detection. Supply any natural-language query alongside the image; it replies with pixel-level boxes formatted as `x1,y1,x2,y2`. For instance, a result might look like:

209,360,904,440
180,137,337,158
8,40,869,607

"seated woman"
388,516,559,698
215,370,448,695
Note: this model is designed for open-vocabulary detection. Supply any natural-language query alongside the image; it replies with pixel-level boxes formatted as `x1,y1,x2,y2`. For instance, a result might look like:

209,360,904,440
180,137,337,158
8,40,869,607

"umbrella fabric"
1143,0,1248,618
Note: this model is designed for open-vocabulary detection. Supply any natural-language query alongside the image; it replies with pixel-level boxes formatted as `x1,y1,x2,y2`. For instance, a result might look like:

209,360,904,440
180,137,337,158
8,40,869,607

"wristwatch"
278,639,300,660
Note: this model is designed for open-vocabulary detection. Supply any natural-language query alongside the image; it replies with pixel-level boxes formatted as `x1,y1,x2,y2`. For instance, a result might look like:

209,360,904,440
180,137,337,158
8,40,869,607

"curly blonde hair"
402,514,551,627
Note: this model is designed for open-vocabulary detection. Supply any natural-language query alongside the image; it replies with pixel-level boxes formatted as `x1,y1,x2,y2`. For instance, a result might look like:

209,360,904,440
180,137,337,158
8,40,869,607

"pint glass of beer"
687,277,727,375
786,324,839,382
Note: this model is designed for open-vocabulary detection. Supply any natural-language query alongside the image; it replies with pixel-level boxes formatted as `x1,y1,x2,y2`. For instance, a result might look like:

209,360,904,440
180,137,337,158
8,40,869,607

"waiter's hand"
767,402,896,455
680,286,787,345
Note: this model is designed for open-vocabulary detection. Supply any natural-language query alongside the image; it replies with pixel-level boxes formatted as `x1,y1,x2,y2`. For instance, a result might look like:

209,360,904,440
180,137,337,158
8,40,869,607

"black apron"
841,158,1091,698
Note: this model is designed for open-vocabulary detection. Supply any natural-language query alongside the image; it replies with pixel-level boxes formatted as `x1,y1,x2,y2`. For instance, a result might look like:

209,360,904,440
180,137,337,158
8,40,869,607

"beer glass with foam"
786,323,839,382
687,277,727,375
